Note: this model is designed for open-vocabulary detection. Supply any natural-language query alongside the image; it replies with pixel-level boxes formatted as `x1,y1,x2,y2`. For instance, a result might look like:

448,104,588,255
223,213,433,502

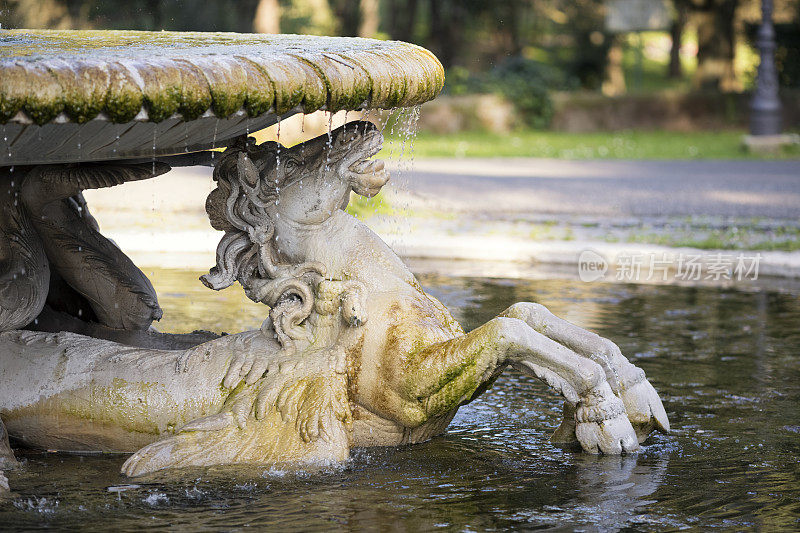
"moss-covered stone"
176,60,213,121
0,29,445,125
23,64,64,125
238,58,274,118
48,61,109,124
104,63,145,123
138,61,183,123
0,65,29,123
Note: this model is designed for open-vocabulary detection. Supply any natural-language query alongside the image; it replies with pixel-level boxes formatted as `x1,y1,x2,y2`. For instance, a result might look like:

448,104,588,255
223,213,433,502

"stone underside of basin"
0,29,444,165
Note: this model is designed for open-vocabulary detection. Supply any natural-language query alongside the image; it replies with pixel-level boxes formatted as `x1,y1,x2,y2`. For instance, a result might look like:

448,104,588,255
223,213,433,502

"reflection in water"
503,455,670,530
2,270,799,530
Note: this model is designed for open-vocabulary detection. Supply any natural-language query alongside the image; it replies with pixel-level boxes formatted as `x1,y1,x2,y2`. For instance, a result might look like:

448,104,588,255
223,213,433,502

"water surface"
2,271,799,531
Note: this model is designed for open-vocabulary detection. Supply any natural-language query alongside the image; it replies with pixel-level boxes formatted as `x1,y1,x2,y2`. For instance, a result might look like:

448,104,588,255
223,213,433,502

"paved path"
84,157,800,278
393,158,800,218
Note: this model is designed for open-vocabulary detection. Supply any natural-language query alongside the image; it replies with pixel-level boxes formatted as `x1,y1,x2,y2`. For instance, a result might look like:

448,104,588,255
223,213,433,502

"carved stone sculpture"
0,122,669,481
0,29,449,491
0,29,445,167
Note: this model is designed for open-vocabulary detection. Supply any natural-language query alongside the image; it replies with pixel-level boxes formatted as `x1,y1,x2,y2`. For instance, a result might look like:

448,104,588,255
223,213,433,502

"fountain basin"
0,29,444,165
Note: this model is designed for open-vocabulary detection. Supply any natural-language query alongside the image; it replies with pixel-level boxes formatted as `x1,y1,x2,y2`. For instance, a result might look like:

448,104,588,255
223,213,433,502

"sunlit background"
1,0,799,158
2,2,800,530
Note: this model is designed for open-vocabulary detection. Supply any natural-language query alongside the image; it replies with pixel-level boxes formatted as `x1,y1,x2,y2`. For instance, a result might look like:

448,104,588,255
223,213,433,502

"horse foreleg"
499,302,669,442
400,317,639,454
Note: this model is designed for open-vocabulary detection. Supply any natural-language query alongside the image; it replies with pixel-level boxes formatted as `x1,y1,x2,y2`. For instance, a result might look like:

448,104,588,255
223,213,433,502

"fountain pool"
2,270,798,530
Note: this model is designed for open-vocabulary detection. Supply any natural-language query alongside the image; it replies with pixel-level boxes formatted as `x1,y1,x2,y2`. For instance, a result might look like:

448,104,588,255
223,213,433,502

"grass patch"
345,191,394,219
624,223,800,251
386,130,800,160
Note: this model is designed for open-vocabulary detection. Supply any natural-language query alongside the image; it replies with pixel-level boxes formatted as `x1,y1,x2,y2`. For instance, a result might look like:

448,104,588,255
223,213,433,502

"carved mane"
202,138,325,349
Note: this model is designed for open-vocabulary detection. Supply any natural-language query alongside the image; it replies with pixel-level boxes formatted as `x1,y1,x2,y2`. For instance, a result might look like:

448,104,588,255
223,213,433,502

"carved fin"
0,189,49,330
47,231,161,319
121,367,352,477
18,162,164,329
36,162,171,195
178,412,235,433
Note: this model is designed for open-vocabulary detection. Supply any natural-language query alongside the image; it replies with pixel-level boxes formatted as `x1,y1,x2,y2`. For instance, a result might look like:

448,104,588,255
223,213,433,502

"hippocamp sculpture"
0,121,669,484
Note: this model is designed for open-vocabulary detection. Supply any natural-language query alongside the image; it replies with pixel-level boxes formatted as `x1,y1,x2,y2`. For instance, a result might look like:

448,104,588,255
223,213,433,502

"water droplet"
152,127,157,175
211,121,219,157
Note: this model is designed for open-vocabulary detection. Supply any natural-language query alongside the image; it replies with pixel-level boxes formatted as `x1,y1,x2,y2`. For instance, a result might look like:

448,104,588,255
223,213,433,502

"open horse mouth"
343,126,388,195
348,137,385,175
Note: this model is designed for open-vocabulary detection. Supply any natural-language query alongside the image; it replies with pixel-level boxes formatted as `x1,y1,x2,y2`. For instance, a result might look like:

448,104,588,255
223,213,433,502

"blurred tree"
603,35,627,95
254,0,280,33
329,0,359,35
279,0,336,35
558,0,611,90
417,1,529,70
426,0,467,69
319,0,381,37
386,0,419,42
669,0,691,78
358,0,379,37
1,0,74,28
773,21,800,87
691,0,741,91
145,0,160,28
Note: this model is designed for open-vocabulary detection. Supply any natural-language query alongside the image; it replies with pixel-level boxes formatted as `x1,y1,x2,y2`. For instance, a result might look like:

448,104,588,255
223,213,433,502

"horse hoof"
576,415,640,454
574,383,639,454
620,376,670,443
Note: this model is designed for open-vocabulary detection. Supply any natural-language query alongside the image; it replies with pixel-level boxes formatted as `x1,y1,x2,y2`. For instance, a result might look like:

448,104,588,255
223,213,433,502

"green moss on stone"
176,61,213,120
239,58,274,118
0,66,29,122
277,85,306,116
23,67,64,125
105,65,144,123
210,85,247,119
49,62,108,123
140,65,183,122
0,29,444,125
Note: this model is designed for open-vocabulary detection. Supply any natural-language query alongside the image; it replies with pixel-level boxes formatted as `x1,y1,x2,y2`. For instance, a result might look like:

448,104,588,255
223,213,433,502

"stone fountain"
0,29,668,489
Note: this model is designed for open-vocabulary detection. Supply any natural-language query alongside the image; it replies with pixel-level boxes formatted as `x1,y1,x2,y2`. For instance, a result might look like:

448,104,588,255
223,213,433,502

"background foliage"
1,0,798,129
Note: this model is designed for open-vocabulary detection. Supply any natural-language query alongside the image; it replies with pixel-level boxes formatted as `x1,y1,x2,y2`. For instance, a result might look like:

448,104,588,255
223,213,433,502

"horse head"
207,120,387,230
202,121,384,350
